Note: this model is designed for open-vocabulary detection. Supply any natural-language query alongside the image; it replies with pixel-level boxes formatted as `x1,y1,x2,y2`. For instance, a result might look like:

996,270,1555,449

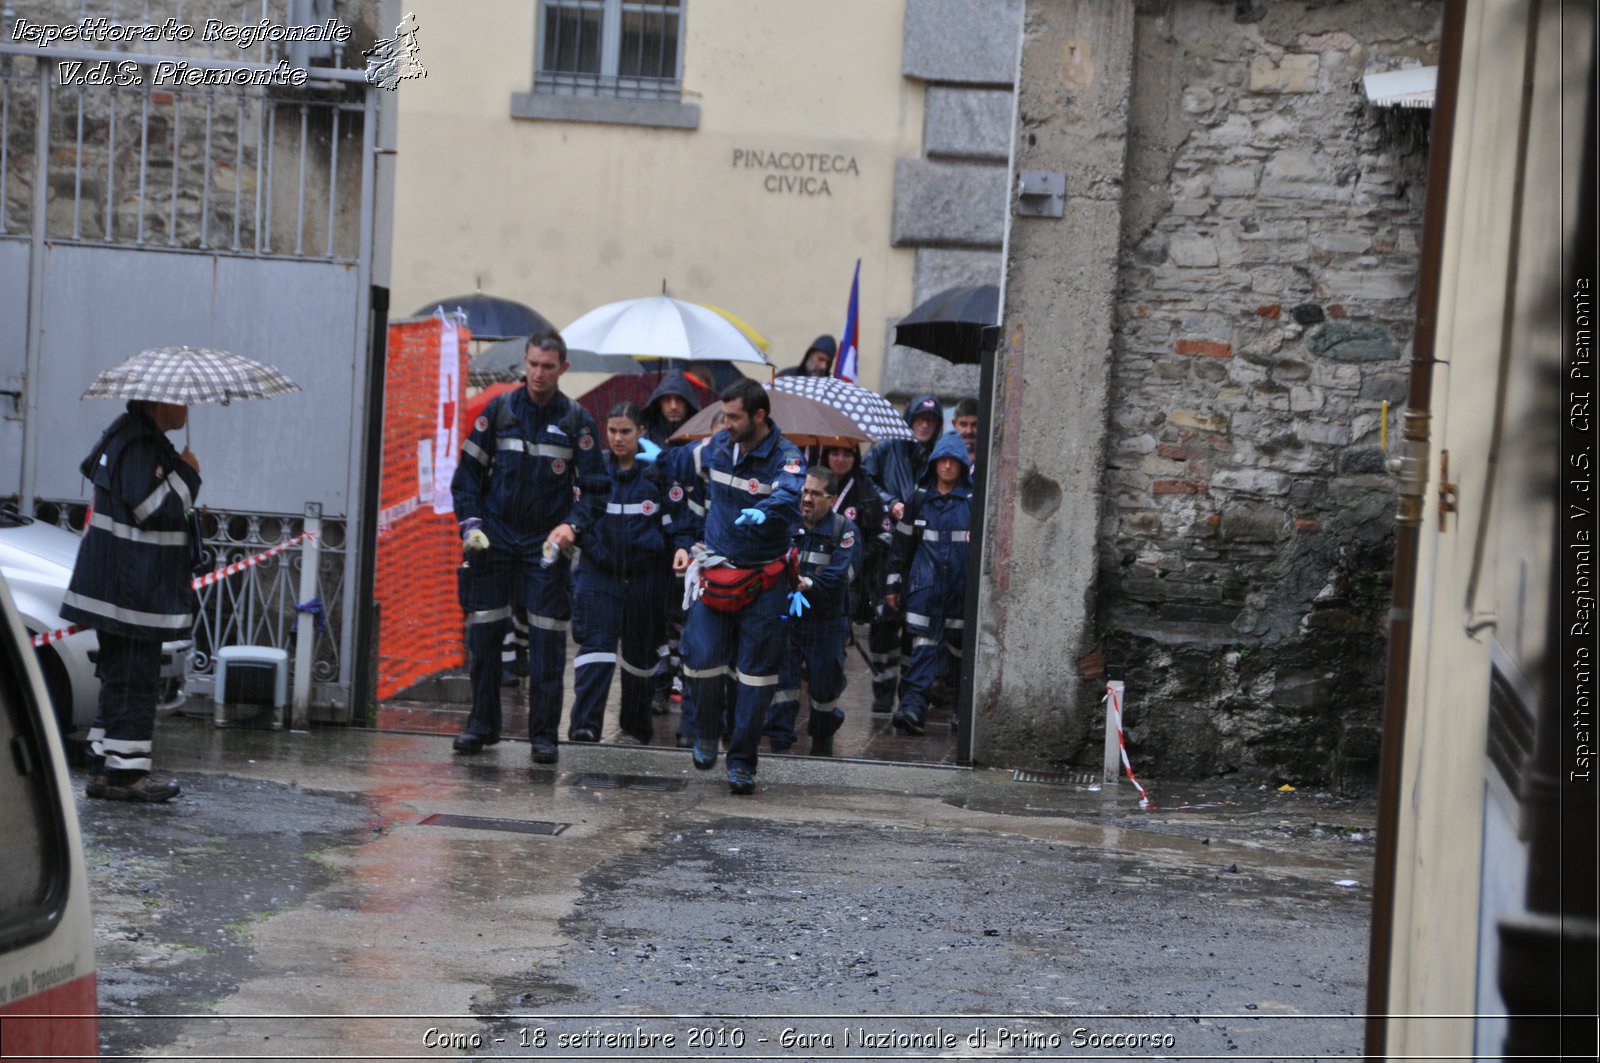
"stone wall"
1,0,382,258
1099,0,1439,786
881,0,1018,405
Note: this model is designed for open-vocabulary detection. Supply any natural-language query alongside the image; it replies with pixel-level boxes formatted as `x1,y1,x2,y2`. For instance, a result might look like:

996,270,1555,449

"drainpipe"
1363,1,1466,1056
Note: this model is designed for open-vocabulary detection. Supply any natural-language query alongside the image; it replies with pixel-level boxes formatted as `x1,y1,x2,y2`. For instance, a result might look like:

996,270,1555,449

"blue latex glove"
787,589,810,618
636,438,662,464
734,507,766,526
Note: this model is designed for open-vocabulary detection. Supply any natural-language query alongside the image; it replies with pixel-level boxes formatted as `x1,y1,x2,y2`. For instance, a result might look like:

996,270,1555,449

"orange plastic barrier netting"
374,318,470,701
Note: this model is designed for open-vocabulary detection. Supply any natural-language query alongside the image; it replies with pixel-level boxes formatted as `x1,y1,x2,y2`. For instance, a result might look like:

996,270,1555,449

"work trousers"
867,604,902,703
570,565,664,742
680,579,788,774
897,592,965,725
458,544,571,744
88,631,162,778
765,615,850,749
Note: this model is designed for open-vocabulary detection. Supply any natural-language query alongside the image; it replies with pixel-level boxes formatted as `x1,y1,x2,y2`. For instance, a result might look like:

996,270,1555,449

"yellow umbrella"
695,303,770,352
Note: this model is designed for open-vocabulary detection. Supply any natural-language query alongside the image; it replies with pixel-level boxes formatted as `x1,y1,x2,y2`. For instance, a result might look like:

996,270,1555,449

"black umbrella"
892,283,1000,364
412,293,555,342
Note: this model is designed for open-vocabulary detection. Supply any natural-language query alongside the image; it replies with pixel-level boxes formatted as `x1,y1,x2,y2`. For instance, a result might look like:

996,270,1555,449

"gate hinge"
1438,449,1458,531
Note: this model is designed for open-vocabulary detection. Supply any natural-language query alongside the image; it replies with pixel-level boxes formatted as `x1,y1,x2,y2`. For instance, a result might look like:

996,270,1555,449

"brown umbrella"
670,389,870,449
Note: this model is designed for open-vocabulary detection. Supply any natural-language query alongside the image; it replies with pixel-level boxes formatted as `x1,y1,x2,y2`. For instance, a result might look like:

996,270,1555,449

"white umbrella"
560,295,769,365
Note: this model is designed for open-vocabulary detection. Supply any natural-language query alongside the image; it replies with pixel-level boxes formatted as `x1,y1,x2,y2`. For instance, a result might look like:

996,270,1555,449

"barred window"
537,0,684,101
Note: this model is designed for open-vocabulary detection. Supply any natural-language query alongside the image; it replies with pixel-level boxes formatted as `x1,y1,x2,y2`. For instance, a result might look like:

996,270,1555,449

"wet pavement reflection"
77,714,1378,1060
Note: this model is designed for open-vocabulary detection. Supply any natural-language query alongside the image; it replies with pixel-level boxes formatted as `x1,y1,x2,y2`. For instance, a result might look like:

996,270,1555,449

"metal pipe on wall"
1363,0,1467,1054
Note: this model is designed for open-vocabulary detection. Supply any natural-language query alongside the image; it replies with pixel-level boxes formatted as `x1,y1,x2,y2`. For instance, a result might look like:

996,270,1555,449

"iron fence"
35,497,348,711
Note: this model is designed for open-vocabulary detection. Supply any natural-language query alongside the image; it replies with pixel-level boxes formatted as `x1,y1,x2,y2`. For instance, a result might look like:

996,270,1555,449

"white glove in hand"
463,529,491,553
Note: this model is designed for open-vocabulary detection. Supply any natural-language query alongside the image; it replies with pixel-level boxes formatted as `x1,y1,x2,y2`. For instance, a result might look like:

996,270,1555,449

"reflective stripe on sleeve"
462,438,490,466
131,478,173,522
605,501,657,515
922,529,971,543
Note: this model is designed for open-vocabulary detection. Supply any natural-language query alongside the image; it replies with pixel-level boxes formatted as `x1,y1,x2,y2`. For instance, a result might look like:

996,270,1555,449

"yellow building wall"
391,0,923,388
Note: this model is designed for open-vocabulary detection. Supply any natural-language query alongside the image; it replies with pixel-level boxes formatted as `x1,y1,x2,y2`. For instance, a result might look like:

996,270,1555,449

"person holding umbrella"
69,344,302,802
452,331,611,763
62,400,200,802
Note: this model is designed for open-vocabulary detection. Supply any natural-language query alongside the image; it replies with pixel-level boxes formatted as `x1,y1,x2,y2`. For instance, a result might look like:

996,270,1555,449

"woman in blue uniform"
568,402,684,744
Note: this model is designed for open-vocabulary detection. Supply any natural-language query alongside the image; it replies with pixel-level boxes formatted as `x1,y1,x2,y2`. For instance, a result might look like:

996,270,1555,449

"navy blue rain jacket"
61,410,201,641
642,372,703,448
695,422,805,567
888,432,973,600
862,392,940,511
793,511,860,621
451,388,610,550
583,455,685,576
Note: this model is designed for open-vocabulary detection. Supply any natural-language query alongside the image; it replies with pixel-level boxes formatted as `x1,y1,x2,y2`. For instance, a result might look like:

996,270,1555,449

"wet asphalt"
75,714,1378,1060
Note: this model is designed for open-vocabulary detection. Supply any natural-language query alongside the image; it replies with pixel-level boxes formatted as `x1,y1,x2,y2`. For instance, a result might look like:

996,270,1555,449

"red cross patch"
640,499,657,515
747,478,762,493
668,484,685,502
845,506,857,520
841,531,856,550
551,458,566,475
578,433,594,450
474,416,488,433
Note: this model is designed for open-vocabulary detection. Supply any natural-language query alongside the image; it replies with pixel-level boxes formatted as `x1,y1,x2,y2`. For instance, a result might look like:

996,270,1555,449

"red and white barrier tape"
190,530,313,590
29,531,316,649
1105,681,1152,810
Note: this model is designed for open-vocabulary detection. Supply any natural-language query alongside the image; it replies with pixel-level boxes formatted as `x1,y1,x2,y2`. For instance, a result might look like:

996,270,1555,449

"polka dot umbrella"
770,375,914,443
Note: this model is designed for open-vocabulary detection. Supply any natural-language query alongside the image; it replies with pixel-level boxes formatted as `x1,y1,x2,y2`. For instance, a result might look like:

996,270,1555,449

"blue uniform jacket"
793,512,860,621
583,456,684,576
863,435,935,512
695,422,805,567
889,432,973,601
61,411,201,641
451,388,609,550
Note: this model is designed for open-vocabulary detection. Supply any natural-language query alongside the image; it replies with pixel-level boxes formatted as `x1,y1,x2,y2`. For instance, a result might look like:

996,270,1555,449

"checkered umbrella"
81,346,302,405
770,375,914,443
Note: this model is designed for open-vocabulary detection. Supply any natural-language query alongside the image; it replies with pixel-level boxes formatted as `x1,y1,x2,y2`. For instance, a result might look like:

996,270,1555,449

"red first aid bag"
699,557,789,613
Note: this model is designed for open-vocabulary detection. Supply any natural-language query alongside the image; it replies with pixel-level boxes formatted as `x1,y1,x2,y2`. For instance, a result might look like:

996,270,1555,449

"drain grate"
420,813,569,835
1013,769,1099,786
567,772,687,792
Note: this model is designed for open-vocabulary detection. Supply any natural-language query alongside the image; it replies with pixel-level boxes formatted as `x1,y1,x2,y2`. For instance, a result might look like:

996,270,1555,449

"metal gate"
1,2,385,716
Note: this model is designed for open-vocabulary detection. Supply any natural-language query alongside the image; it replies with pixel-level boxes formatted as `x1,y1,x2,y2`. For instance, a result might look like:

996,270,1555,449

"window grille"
535,0,683,101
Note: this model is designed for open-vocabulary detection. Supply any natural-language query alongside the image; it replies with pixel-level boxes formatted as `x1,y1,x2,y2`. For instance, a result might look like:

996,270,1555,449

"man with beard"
674,378,805,794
